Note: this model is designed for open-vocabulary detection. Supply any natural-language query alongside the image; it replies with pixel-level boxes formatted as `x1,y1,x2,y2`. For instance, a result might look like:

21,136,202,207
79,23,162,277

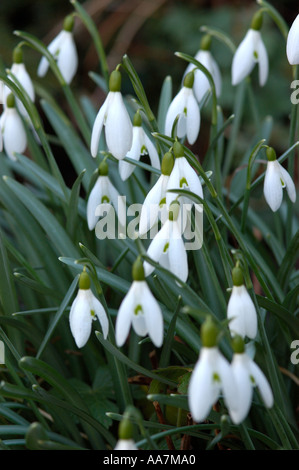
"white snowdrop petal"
165,88,185,137
232,30,256,85
90,95,109,157
92,295,109,340
105,92,132,160
144,220,170,276
257,37,269,87
142,284,164,347
37,31,64,77
57,32,78,84
69,291,93,348
168,222,188,283
230,354,253,424
217,354,239,415
263,161,283,212
3,109,27,160
139,175,165,236
11,63,35,101
188,348,217,422
210,54,222,97
287,14,299,64
186,92,200,145
115,284,136,347
115,439,138,450
86,177,103,230
249,361,274,408
279,164,297,203
144,133,160,170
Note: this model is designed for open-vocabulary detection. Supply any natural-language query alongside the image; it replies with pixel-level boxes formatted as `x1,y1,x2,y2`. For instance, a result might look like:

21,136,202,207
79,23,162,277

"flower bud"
231,265,244,287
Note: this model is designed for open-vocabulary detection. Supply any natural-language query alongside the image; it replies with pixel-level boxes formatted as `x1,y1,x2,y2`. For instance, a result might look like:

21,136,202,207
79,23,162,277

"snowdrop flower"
232,11,268,87
115,258,164,347
287,14,299,64
229,336,274,424
87,160,126,232
165,71,200,145
227,264,257,340
166,141,203,210
263,147,296,212
3,47,35,121
119,111,160,181
0,93,27,160
69,270,109,348
183,34,222,103
139,151,174,237
91,69,133,160
188,317,238,423
143,200,188,283
37,15,78,84
114,417,138,451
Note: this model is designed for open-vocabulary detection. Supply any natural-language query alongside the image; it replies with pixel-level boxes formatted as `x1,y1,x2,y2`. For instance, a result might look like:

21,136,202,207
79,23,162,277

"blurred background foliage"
0,0,298,182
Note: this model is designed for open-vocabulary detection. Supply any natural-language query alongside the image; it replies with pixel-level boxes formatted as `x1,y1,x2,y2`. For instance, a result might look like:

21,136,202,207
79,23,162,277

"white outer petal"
256,36,269,86
105,92,133,160
168,220,188,282
166,158,181,207
164,87,186,137
37,30,65,77
115,283,136,346
139,175,166,236
249,360,274,408
142,283,164,347
230,353,253,424
90,94,110,157
227,285,257,339
91,294,109,339
278,163,296,203
87,177,103,230
11,63,35,101
186,90,200,145
3,108,27,160
106,178,126,229
119,126,143,181
69,290,93,348
287,14,299,65
263,160,283,212
144,219,171,276
144,133,160,170
114,439,138,450
188,347,219,422
56,31,78,84
232,29,258,86
180,157,203,199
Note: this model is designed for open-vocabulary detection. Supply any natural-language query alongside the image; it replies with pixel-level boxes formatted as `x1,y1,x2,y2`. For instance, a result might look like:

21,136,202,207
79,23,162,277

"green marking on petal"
141,145,148,155
250,375,255,385
101,195,110,203
159,197,166,207
183,107,187,116
180,177,188,188
253,50,258,60
90,309,96,319
163,242,169,253
134,304,143,316
280,178,286,188
213,372,220,383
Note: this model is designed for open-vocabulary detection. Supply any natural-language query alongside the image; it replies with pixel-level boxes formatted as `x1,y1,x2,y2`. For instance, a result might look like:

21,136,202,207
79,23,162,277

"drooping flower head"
114,415,138,451
165,71,200,145
227,264,258,340
0,93,27,160
91,69,133,160
3,46,35,121
183,34,222,103
115,257,164,348
263,147,296,212
232,10,268,87
188,316,238,423
69,270,109,348
286,13,299,65
166,140,203,210
37,14,78,84
229,336,274,424
139,150,174,237
143,200,188,283
86,159,126,233
119,110,160,181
